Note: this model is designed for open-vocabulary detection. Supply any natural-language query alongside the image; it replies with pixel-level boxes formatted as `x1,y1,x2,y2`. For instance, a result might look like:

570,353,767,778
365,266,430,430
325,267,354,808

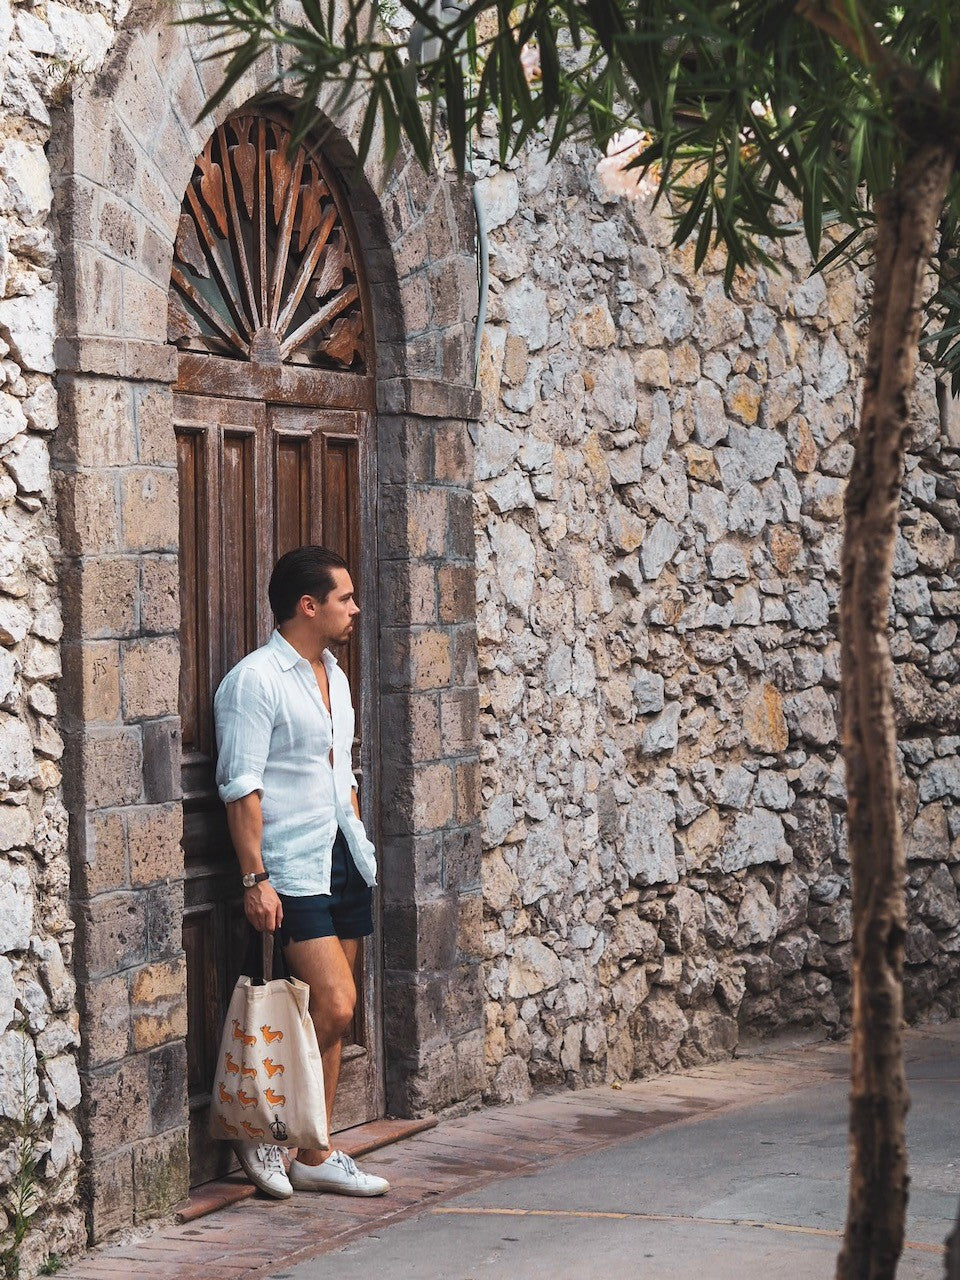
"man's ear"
298,594,317,618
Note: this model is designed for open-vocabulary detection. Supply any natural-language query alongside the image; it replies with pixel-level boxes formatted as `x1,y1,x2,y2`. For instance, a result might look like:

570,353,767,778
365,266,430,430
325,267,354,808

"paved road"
270,1029,960,1280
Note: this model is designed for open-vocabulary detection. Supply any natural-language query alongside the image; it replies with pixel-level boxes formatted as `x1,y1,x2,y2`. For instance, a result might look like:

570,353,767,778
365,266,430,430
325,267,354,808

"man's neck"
277,621,331,665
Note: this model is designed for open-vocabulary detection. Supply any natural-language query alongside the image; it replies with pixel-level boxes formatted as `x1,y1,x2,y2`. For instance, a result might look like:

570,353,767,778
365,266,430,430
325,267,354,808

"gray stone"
914,865,960,930
623,790,678,886
0,859,32,950
476,170,520,230
507,937,563,997
708,543,748,582
640,518,679,580
490,519,536,611
0,1029,38,1121
656,281,695,342
46,1111,82,1178
43,1054,81,1112
484,794,516,847
721,809,791,872
502,278,549,351
632,670,665,714
0,956,13,1033
476,422,519,480
692,382,729,447
787,581,831,630
641,702,680,755
783,686,836,746
516,819,566,904
918,759,960,803
728,425,786,481
736,883,779,945
715,764,754,809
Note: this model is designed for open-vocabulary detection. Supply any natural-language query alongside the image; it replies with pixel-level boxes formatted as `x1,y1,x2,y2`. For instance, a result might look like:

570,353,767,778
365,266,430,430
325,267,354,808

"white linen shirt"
214,629,377,896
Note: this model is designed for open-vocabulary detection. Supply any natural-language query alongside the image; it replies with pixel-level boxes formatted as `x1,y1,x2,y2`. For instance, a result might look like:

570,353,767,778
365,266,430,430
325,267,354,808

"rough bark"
946,1199,960,1280
836,143,955,1280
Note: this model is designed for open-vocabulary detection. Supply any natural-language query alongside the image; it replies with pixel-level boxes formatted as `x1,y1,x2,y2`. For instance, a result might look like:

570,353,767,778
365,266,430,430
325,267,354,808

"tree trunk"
836,143,954,1280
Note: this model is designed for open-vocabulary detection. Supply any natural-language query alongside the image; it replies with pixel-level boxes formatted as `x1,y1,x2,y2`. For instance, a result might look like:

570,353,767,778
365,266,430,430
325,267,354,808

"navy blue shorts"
278,830,374,944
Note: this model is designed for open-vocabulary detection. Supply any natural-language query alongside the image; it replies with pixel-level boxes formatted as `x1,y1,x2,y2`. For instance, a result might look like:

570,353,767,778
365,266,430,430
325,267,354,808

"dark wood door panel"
176,390,380,1186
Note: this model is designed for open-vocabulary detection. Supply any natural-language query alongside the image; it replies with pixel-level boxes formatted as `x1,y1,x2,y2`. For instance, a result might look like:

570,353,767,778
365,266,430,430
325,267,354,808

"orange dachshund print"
217,1114,239,1137
241,1121,264,1139
263,1058,285,1079
240,1062,257,1080
264,1087,286,1107
225,1052,240,1075
261,1025,283,1044
232,1019,257,1048
218,1082,233,1104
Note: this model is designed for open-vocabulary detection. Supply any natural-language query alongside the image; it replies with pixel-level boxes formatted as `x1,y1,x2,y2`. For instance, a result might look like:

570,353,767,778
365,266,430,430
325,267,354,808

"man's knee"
312,988,355,1038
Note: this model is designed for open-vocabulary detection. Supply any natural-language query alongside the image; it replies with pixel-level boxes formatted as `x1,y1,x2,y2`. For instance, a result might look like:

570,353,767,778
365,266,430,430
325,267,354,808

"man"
214,545,389,1200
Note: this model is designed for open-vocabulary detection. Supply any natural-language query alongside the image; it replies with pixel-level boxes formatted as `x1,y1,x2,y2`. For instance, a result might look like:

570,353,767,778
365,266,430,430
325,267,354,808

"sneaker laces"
257,1144,286,1174
331,1150,360,1178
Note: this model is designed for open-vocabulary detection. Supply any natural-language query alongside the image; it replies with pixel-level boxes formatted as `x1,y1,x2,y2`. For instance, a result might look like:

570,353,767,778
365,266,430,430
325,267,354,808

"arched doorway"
169,108,382,1183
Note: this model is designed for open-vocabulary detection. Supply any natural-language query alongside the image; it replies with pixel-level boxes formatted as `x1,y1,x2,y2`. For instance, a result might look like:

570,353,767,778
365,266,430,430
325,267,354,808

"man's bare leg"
283,934,359,1165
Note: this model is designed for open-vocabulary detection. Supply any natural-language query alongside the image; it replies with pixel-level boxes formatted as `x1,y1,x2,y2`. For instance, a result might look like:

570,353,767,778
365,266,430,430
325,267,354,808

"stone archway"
52,7,483,1240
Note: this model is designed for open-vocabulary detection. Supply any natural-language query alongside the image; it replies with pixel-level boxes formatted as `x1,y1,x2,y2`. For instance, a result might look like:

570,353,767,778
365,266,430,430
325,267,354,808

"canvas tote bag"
209,933,328,1150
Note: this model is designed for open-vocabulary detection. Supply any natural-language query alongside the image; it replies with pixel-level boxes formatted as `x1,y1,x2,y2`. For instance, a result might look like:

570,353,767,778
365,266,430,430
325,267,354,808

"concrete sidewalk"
59,1023,960,1280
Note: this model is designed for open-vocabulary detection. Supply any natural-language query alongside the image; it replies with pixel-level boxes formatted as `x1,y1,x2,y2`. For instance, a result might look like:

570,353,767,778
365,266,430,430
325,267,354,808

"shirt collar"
268,629,340,672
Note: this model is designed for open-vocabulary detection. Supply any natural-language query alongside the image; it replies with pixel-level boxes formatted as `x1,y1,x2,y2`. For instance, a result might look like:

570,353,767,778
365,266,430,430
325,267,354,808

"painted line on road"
430,1206,941,1254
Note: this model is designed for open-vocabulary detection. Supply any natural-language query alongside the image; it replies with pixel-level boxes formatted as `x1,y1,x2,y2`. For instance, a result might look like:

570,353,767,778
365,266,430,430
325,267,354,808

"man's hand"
244,879,283,933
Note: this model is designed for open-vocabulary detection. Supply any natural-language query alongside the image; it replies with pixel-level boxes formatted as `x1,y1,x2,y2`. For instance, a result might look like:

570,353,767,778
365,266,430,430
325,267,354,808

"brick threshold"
175,1115,437,1224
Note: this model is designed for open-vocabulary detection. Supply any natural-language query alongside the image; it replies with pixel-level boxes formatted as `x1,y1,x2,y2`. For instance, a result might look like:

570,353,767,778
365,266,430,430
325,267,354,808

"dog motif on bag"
221,1021,288,1128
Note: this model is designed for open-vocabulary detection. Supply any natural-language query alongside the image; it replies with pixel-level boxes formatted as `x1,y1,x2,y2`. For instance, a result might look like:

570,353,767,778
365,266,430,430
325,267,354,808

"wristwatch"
242,870,270,889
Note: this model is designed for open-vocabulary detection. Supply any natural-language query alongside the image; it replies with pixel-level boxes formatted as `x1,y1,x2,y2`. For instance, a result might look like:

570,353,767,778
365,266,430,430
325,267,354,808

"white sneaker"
288,1150,390,1197
233,1141,293,1199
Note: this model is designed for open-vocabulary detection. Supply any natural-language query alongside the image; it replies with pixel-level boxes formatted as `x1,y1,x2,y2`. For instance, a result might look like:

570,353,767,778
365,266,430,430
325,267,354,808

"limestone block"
623,790,677,886
121,636,179,719
641,702,680,755
639,517,679,580
913,865,960,930
516,819,565,904
120,468,178,553
507,936,563,997
641,992,686,1068
46,1112,82,1178
735,882,778,945
44,1054,81,1112
476,171,519,231
721,809,791,872
490,519,535,611
0,139,51,224
783,686,836,746
0,955,13,1032
0,1028,38,1120
0,288,55,373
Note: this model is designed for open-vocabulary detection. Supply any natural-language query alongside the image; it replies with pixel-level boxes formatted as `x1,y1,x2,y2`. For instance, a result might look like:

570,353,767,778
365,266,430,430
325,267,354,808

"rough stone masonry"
473,129,960,1103
0,0,958,1273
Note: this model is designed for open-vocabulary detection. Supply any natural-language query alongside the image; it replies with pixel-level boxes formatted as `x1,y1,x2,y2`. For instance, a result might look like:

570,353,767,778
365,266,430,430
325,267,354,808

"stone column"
55,341,187,1239
377,377,486,1116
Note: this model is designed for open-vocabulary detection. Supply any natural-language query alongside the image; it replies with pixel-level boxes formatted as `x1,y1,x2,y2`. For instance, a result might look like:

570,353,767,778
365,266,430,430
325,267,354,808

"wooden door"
176,391,379,1182
170,109,381,1186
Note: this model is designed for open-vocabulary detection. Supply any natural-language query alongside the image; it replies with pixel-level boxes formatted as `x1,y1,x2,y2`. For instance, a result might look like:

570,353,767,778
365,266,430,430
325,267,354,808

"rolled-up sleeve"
214,668,275,803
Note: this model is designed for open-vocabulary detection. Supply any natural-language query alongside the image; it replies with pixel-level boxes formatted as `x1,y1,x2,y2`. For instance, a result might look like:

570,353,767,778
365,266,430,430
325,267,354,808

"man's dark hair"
268,546,349,623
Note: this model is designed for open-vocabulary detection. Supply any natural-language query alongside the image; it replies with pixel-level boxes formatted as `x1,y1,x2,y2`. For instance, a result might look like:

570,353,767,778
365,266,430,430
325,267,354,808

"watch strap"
242,870,270,888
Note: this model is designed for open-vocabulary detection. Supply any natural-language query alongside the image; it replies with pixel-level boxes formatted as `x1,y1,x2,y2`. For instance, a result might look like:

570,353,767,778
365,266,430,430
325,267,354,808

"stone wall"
0,0,119,1271
474,132,960,1101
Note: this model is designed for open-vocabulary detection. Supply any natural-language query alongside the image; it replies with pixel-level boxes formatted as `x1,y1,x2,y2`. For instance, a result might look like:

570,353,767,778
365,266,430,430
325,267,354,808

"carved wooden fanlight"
169,114,367,371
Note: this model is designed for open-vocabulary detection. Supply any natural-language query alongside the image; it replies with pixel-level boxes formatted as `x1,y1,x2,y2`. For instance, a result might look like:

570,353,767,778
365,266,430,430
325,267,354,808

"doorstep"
175,1115,438,1223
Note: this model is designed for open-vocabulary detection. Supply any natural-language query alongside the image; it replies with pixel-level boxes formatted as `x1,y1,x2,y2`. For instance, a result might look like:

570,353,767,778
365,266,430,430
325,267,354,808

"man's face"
306,567,359,645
